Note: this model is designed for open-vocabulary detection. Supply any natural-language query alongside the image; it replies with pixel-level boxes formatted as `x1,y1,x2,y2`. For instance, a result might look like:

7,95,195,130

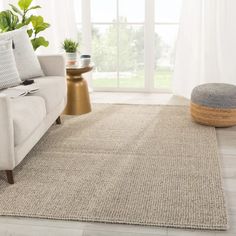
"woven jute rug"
0,104,228,230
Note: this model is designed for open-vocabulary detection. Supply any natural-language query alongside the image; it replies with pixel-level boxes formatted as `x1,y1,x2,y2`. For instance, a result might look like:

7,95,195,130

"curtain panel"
173,0,236,98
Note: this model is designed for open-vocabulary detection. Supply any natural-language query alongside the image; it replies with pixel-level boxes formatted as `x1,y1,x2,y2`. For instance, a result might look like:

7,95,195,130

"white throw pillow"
0,40,21,90
0,27,44,81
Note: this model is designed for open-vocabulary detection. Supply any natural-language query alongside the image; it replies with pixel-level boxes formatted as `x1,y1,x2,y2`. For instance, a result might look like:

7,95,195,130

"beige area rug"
0,104,228,230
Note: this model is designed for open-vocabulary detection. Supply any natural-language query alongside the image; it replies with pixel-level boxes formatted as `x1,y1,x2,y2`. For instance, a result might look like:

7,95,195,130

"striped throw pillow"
0,40,21,90
0,27,44,81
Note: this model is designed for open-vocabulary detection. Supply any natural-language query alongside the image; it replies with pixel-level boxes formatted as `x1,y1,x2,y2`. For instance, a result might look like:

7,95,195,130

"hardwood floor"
1,92,235,236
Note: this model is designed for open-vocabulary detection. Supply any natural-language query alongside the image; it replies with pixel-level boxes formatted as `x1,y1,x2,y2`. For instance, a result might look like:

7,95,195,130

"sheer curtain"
0,0,77,53
173,0,236,98
0,0,17,10
36,0,77,54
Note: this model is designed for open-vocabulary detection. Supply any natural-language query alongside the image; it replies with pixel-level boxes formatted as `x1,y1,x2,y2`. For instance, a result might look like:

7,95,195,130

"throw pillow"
0,40,21,90
0,27,44,81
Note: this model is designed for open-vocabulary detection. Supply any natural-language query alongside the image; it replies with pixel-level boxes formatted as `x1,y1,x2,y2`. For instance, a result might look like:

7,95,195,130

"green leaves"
62,39,79,53
31,36,49,50
18,0,33,11
10,2,41,18
28,5,41,11
31,16,50,34
27,28,33,37
0,0,50,51
0,10,19,32
9,4,22,16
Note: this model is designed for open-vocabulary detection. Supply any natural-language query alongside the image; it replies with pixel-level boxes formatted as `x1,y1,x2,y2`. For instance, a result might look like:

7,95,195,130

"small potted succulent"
62,39,79,66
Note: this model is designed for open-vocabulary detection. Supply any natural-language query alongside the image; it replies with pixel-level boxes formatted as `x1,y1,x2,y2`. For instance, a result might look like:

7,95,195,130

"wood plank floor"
0,92,235,236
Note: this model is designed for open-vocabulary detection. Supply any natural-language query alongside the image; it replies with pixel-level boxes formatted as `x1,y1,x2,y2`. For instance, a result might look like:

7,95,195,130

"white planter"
66,53,77,66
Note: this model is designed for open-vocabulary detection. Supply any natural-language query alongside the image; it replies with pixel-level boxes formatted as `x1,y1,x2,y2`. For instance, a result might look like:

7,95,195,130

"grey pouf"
191,83,236,127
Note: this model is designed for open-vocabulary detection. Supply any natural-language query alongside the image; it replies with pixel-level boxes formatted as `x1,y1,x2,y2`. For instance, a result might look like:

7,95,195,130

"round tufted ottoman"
191,83,236,127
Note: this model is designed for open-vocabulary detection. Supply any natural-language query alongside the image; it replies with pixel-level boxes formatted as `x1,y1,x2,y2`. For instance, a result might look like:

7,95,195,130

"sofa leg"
56,116,62,125
6,170,14,184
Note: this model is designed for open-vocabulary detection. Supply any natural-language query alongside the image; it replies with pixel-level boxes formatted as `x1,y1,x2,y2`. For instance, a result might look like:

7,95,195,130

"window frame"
79,0,181,93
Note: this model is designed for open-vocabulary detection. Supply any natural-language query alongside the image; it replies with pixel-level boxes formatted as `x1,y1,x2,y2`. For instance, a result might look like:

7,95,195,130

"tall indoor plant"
0,0,50,50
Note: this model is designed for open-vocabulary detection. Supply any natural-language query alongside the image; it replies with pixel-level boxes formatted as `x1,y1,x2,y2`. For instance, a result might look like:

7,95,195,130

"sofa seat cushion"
31,76,67,114
11,96,46,146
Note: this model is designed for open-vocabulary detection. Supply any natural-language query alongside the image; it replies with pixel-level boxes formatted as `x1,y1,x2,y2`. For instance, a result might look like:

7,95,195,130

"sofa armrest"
0,94,15,170
38,54,66,77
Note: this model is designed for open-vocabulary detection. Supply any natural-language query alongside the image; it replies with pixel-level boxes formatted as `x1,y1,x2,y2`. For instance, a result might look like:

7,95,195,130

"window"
91,0,145,89
154,0,182,89
74,0,182,92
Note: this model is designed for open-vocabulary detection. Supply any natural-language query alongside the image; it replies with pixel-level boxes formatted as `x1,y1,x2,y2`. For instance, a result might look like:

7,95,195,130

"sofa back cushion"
0,40,21,90
0,27,44,81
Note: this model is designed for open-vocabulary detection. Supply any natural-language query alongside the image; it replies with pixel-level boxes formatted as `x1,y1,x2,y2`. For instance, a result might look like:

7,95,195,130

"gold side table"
64,66,93,115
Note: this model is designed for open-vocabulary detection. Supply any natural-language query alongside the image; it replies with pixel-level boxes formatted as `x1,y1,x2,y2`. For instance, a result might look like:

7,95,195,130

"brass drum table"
64,67,93,115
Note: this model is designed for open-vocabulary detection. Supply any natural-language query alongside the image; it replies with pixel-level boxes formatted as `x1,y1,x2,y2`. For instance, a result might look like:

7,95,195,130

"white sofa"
0,54,67,184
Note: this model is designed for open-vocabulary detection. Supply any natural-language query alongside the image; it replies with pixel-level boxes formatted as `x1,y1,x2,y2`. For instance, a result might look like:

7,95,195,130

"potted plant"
62,39,79,66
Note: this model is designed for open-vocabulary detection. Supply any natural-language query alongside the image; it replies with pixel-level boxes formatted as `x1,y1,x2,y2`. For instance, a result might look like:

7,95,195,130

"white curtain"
0,0,77,54
36,0,77,54
0,0,17,10
173,0,236,98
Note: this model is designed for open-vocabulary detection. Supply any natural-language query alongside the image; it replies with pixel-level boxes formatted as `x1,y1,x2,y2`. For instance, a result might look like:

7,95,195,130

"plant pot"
66,52,77,66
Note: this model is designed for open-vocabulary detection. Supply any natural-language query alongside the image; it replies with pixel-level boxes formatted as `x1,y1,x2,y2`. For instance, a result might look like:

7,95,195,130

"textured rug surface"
0,104,228,230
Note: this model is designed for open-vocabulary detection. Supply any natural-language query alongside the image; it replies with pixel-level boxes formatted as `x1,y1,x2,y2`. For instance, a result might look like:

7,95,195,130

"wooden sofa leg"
6,170,14,184
56,116,62,125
